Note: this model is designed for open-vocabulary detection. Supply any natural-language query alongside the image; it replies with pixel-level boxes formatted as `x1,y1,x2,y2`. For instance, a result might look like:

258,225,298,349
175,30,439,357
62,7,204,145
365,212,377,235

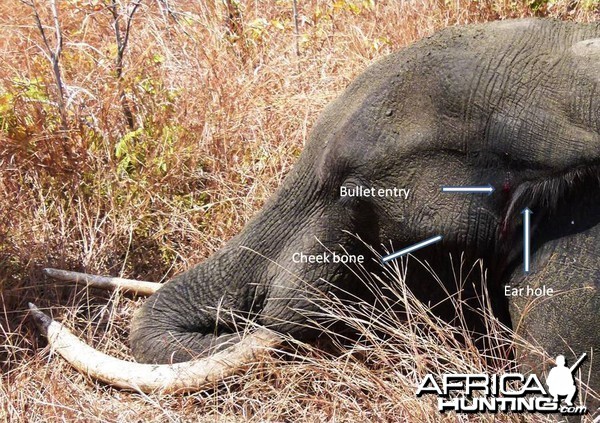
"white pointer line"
441,185,494,194
522,207,532,274
382,235,443,263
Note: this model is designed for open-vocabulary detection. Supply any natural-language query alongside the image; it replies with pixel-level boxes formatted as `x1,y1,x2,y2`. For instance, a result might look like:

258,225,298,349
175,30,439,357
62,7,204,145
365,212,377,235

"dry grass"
0,0,598,421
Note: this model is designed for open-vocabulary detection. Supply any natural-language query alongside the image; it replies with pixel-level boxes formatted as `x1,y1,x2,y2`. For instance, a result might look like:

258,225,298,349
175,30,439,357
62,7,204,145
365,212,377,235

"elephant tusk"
28,303,281,393
44,268,162,296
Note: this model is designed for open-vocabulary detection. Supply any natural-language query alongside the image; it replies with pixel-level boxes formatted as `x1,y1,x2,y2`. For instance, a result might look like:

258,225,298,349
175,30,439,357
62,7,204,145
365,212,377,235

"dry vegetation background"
0,0,598,421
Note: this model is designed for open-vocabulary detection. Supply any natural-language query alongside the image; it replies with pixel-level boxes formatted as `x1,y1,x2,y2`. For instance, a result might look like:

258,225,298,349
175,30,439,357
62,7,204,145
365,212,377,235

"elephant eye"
338,180,370,209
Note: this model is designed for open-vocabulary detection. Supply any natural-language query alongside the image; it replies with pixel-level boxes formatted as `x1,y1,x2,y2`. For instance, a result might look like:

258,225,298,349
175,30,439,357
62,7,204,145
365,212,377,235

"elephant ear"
497,35,600,258
497,165,600,275
502,166,600,231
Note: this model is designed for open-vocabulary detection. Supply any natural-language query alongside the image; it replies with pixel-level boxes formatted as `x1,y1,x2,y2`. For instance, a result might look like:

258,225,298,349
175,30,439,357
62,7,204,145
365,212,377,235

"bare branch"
122,0,142,54
26,3,51,54
108,0,142,130
20,0,69,134
108,0,122,60
292,0,300,57
50,0,62,60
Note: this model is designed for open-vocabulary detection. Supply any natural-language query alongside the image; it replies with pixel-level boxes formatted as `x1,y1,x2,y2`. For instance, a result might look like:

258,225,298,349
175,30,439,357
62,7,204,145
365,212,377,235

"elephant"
31,18,599,405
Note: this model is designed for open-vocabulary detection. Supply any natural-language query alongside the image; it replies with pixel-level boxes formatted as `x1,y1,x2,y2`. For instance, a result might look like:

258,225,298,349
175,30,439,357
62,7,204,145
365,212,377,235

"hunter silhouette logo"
546,354,586,406
416,353,588,415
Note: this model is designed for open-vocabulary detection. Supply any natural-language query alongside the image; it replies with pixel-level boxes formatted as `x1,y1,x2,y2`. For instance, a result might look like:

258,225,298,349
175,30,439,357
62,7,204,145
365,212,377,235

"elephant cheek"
258,259,361,336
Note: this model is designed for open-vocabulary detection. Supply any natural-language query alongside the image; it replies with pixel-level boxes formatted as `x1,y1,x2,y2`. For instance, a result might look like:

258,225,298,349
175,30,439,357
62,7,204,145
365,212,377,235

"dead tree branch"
20,0,69,133
108,0,142,131
292,0,300,57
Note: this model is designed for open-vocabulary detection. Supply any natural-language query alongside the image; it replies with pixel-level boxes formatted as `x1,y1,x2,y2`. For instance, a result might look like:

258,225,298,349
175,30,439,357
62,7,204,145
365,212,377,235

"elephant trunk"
128,168,312,363
129,230,275,363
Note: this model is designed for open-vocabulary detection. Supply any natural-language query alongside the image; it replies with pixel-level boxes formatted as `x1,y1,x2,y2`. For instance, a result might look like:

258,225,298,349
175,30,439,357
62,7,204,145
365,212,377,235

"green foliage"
527,0,552,12
0,77,58,137
115,127,145,175
523,0,599,13
13,76,48,102
0,89,14,133
153,124,183,174
247,17,270,41
580,0,599,10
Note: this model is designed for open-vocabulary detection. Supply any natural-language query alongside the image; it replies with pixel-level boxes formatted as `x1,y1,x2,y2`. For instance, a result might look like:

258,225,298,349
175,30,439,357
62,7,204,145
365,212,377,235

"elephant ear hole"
500,165,600,243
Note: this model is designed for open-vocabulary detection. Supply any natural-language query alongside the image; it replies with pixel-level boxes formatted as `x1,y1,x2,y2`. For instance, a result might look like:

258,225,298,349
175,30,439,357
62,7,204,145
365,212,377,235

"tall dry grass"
0,0,598,421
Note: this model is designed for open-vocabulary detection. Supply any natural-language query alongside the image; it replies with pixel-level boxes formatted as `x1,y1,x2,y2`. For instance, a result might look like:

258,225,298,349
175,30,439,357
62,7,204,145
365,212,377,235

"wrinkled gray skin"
130,19,599,402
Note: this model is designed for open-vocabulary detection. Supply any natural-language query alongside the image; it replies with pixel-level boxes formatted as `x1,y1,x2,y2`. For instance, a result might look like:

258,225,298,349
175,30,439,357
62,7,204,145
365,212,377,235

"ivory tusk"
44,268,162,296
28,303,281,393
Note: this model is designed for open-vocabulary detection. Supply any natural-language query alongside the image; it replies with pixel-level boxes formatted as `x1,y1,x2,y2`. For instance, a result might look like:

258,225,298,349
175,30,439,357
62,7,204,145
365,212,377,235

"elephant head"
32,18,600,396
